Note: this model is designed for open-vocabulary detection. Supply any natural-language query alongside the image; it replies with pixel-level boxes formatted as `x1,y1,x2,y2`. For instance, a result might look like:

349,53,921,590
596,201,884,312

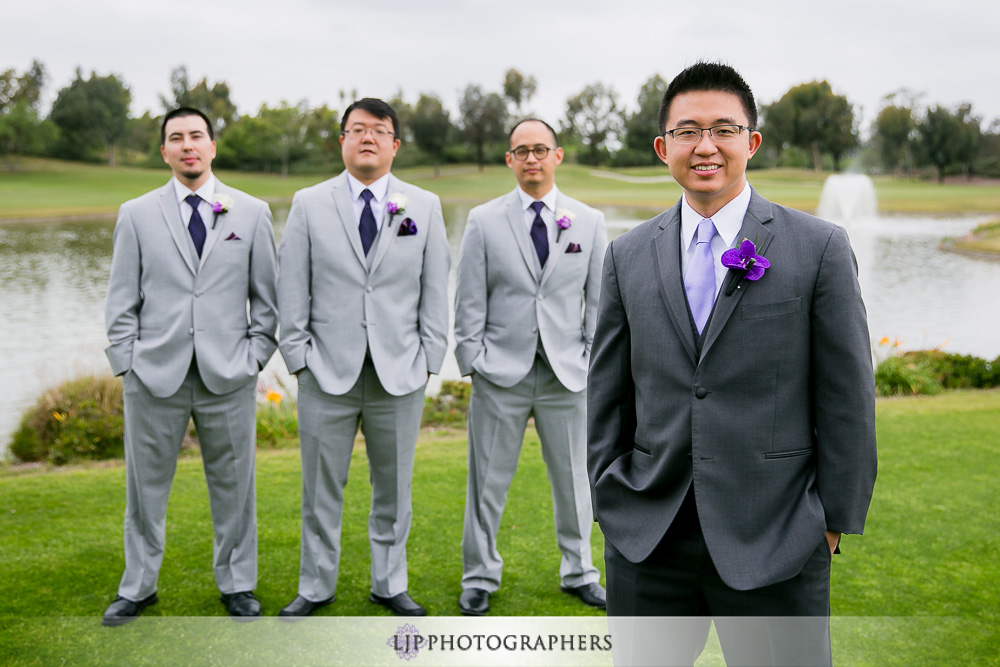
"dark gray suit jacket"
587,189,877,591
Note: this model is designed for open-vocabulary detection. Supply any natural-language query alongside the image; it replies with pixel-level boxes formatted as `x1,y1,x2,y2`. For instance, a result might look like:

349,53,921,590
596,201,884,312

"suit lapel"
368,175,400,274
504,191,541,282
700,191,775,361
331,175,368,268
538,196,571,289
198,182,225,268
156,182,197,276
651,204,697,365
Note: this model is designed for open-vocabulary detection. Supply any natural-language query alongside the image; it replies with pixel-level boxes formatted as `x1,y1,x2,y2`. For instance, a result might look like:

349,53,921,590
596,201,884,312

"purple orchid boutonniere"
386,193,407,226
722,238,770,295
555,208,575,242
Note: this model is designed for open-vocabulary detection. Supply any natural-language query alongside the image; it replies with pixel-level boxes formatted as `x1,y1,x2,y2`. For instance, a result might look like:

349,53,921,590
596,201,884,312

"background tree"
872,91,918,177
162,66,238,137
49,69,131,165
411,93,452,177
762,80,858,171
0,60,49,170
562,82,621,165
502,68,537,118
215,115,280,172
955,103,982,180
301,104,342,173
620,74,666,166
919,104,970,183
459,85,508,171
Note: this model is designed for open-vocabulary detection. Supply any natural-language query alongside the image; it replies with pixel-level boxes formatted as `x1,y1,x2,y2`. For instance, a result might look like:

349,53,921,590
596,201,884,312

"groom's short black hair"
508,118,559,147
341,98,401,139
161,107,214,144
657,62,757,135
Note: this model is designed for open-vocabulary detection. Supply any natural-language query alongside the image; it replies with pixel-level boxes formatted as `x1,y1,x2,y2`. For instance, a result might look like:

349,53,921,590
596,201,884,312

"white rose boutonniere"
212,193,235,215
387,193,408,225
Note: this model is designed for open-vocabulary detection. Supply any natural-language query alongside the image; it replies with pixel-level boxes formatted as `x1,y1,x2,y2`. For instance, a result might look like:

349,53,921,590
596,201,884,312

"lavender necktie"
529,201,549,267
685,218,717,334
359,189,377,256
185,194,206,258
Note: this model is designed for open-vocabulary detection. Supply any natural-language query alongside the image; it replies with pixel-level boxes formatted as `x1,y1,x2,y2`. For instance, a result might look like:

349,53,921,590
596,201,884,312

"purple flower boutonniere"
386,193,407,226
722,238,770,295
555,208,575,242
211,193,234,215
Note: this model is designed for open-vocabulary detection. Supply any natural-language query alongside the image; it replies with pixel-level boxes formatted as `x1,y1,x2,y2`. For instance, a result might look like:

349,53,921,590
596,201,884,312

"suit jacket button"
531,327,538,333
188,328,194,335
361,320,367,328
695,387,708,398
366,286,373,293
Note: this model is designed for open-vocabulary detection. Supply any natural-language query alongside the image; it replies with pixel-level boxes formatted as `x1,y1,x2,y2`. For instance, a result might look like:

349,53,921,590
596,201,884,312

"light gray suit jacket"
105,179,278,398
278,171,450,396
454,189,607,392
587,190,877,591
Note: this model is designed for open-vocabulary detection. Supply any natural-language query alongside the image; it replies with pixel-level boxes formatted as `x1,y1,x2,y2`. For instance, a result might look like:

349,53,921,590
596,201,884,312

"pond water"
1,200,997,454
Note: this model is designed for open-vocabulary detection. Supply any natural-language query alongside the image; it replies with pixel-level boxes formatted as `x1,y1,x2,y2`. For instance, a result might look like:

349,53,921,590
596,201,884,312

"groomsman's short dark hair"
341,98,401,139
657,62,758,135
508,118,559,147
161,107,215,145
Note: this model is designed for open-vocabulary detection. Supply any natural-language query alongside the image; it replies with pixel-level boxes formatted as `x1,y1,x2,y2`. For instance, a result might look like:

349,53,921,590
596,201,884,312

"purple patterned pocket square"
225,232,241,241
397,218,418,236
566,242,582,253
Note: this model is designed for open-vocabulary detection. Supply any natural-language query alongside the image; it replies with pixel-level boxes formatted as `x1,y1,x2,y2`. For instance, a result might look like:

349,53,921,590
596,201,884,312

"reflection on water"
1,204,998,453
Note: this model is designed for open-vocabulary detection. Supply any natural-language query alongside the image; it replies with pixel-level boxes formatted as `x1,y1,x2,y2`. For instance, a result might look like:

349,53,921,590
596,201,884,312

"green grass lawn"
1,391,998,665
2,158,998,220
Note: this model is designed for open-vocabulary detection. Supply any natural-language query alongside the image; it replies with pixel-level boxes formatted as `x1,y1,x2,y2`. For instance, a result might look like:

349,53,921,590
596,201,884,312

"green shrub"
9,374,124,464
422,380,471,427
255,397,299,448
902,351,1000,389
875,355,943,397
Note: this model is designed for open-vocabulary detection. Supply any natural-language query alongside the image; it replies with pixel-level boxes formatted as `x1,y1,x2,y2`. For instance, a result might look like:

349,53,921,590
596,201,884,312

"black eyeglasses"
664,125,752,144
508,145,555,160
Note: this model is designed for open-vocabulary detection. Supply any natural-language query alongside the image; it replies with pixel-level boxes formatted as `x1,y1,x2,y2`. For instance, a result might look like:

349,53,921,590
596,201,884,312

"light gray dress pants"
118,365,258,601
295,360,425,601
461,353,599,592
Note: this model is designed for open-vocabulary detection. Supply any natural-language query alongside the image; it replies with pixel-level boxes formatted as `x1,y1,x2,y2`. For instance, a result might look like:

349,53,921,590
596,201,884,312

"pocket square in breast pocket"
225,232,241,241
397,218,418,236
565,242,582,253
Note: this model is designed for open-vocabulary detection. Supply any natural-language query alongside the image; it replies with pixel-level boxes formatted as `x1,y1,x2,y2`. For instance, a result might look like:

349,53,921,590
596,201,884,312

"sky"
3,0,997,137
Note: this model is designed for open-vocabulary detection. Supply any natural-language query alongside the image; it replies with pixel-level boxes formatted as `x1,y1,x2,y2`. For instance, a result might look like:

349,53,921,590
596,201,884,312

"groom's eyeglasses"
664,124,752,144
342,127,396,140
508,145,555,160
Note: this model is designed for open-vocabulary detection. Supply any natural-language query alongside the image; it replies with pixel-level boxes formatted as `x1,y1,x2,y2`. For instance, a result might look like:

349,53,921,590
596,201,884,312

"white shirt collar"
680,182,752,251
172,174,217,205
515,184,559,213
347,172,390,203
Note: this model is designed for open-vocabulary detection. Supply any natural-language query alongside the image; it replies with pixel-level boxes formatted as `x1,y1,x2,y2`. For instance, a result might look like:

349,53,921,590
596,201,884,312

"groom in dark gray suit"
588,63,877,665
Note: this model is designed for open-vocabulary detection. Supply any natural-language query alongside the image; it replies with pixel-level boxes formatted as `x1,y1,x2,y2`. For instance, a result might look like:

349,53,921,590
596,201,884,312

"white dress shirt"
680,182,752,297
347,172,391,231
515,184,561,249
172,174,222,264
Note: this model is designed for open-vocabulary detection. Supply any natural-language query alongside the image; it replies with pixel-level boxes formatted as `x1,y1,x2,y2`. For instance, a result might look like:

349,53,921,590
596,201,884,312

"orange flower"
879,337,889,346
265,390,282,405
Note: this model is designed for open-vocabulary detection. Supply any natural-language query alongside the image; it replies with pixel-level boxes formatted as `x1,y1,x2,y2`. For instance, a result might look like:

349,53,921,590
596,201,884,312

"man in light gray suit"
277,98,449,617
102,107,278,625
454,119,608,616
588,63,877,665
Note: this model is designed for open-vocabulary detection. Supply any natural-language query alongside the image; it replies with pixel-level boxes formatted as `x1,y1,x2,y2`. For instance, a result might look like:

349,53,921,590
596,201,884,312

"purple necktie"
685,218,717,334
359,189,377,255
530,201,549,267
185,194,206,258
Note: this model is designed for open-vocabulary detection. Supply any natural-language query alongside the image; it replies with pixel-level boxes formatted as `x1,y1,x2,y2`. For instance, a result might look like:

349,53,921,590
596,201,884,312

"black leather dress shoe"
561,583,607,609
369,591,427,616
220,591,262,617
279,594,335,617
102,593,158,627
458,588,490,616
